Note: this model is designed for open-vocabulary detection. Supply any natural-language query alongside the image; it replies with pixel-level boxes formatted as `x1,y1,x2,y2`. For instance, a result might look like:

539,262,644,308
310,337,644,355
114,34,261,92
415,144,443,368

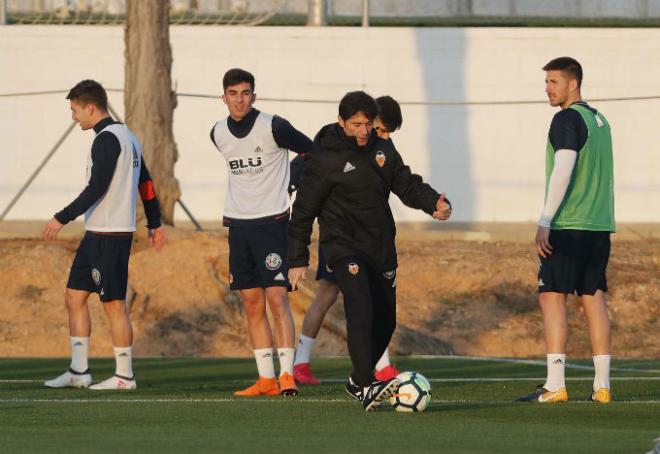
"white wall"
1,26,659,223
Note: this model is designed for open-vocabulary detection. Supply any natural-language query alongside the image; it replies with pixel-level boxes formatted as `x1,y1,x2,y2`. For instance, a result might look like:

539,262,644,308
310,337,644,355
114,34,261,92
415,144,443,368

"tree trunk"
124,0,180,225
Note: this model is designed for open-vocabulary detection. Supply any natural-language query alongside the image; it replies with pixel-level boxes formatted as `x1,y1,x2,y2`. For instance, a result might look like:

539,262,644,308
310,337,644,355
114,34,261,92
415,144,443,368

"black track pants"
333,257,397,388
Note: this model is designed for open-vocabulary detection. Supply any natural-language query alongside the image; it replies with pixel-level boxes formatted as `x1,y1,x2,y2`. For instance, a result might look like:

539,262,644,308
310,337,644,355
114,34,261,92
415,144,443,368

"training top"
545,102,615,232
55,117,161,232
210,109,312,224
288,123,441,271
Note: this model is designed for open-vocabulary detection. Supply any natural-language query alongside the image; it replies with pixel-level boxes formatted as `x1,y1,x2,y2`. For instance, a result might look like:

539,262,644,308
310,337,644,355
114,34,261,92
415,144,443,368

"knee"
243,297,266,319
267,295,289,320
64,290,85,311
102,300,128,318
318,284,339,310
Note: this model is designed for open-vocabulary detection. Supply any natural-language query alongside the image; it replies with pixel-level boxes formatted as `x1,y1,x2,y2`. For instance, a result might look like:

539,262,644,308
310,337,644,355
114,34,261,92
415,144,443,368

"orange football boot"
279,372,299,397
234,377,280,397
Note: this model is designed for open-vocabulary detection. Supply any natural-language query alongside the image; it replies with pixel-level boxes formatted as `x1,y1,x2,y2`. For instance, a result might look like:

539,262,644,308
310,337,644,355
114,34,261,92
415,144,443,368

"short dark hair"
543,57,583,88
66,79,108,111
338,91,377,121
375,96,402,132
223,68,255,92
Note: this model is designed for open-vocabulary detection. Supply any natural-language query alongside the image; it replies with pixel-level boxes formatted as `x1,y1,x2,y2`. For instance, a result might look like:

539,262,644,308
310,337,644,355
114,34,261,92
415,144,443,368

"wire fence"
4,0,660,26
4,0,286,25
2,88,660,107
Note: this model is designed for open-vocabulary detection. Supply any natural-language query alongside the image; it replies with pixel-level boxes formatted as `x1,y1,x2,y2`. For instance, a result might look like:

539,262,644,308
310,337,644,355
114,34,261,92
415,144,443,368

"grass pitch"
0,357,658,453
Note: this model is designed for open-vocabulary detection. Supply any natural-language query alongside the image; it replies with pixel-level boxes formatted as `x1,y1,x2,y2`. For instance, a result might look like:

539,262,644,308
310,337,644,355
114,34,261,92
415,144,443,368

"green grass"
0,357,658,453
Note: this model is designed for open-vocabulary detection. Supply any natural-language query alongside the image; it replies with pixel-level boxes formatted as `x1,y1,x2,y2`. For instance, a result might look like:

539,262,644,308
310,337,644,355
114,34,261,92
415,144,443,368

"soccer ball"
389,371,432,412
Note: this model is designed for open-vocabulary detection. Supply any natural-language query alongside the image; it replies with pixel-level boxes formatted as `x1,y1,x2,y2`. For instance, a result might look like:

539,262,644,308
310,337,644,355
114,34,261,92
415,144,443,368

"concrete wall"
1,26,659,223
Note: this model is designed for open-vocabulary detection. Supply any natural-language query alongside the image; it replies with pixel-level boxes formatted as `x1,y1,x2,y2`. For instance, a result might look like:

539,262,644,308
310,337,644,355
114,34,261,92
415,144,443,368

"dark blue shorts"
315,245,337,282
67,232,133,302
228,222,290,290
538,229,610,296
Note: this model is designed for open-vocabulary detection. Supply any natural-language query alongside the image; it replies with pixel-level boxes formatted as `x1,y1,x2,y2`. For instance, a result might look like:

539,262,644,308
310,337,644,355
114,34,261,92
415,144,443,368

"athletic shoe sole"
365,379,400,412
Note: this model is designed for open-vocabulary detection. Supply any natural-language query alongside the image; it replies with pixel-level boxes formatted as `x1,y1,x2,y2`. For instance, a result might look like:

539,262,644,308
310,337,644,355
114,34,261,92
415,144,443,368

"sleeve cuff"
54,211,70,225
538,215,552,228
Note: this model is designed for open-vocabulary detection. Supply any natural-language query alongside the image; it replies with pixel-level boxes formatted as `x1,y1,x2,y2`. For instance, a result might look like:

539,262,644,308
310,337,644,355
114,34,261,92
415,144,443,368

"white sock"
544,353,566,392
278,348,295,376
254,348,276,379
113,346,133,378
593,355,611,391
70,336,89,373
375,349,392,371
293,335,316,366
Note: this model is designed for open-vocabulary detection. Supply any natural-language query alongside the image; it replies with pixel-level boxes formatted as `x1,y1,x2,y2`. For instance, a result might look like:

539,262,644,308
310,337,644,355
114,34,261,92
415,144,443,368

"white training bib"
84,124,141,232
212,112,291,219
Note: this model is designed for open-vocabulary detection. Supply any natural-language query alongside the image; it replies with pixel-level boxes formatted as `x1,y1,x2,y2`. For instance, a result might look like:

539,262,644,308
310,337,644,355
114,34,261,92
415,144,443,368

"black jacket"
288,123,441,271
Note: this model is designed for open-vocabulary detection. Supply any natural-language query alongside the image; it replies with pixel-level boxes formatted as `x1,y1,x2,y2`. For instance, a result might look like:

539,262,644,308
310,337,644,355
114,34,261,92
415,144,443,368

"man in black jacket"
287,91,452,411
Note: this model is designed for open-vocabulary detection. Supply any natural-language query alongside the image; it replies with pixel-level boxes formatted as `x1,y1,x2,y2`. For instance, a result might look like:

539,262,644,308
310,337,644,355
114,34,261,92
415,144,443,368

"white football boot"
44,369,92,388
89,374,137,390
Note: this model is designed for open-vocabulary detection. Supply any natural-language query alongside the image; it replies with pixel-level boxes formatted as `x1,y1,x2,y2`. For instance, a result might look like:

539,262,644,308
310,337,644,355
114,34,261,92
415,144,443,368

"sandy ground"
0,224,658,359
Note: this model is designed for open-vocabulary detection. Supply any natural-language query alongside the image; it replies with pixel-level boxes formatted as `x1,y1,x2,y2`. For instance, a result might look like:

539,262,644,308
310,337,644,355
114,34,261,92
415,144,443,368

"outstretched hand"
149,227,166,252
432,193,452,220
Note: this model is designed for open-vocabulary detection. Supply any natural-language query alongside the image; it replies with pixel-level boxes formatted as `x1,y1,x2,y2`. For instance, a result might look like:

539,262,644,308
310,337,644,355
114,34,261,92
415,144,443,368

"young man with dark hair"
373,95,402,138
288,91,452,410
43,79,165,390
517,57,615,404
293,96,405,385
210,68,313,397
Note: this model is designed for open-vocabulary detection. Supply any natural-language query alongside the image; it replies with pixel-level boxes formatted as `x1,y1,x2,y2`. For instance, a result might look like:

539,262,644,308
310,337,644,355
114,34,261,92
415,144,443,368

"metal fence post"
307,0,327,26
362,0,369,27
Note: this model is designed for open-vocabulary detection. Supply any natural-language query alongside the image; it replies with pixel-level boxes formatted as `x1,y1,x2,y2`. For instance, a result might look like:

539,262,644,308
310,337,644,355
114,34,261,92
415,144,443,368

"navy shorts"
228,222,290,290
67,232,133,302
538,229,610,296
315,245,337,283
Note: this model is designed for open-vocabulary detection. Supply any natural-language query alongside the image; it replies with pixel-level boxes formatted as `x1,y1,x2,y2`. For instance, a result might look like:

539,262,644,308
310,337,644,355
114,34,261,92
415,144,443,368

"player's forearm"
287,213,314,267
394,169,440,215
54,184,107,224
539,149,577,227
54,173,114,224
289,155,305,194
138,161,162,229
141,198,162,229
56,133,120,224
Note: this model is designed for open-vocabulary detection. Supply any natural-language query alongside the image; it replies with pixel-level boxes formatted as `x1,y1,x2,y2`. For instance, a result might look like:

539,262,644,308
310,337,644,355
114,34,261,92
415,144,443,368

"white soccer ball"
389,371,432,412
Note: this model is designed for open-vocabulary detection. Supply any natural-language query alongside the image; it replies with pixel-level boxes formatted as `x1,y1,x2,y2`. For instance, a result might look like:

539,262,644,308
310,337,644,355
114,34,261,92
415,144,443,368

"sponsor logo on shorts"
392,277,397,288
383,270,396,279
325,265,332,273
265,253,283,270
343,162,356,173
229,273,234,284
91,268,101,286
538,278,545,287
274,272,285,281
347,263,359,275
375,151,386,168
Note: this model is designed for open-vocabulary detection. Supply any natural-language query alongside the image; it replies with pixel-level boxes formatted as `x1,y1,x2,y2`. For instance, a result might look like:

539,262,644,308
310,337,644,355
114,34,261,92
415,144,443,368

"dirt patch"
0,230,658,358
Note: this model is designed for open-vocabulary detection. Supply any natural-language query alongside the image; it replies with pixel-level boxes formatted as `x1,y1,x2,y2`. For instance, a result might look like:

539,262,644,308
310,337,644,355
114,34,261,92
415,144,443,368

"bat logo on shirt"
375,151,386,168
